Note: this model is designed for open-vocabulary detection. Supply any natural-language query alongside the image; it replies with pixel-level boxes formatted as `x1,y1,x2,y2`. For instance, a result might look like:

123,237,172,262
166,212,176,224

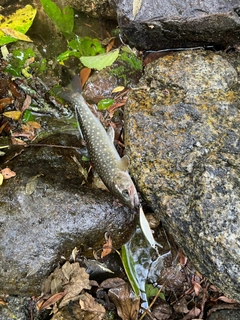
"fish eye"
122,189,129,199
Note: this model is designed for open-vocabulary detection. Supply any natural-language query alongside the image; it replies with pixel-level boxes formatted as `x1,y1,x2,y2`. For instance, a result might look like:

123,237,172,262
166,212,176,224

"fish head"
113,171,139,209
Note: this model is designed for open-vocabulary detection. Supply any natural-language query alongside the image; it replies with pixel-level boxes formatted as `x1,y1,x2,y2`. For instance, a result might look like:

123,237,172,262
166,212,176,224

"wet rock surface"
124,50,240,301
0,134,136,296
111,0,240,50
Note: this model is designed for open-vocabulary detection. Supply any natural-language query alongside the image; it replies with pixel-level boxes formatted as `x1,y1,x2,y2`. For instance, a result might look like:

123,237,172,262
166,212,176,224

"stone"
0,134,136,296
111,0,240,50
124,50,240,301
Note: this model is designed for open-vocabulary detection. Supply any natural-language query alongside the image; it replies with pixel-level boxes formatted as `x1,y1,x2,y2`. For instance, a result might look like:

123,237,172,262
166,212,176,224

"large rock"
111,0,240,50
0,134,136,296
124,50,240,301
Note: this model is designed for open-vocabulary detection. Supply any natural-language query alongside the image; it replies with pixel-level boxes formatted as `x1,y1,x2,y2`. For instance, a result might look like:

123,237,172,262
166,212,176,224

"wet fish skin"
70,92,139,209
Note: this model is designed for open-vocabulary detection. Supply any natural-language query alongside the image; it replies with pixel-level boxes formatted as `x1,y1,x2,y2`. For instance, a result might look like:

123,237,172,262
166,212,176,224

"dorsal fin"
116,155,129,171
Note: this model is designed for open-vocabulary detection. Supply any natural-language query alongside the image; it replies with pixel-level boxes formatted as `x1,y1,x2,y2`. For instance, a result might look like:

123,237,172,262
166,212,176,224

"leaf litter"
0,8,240,318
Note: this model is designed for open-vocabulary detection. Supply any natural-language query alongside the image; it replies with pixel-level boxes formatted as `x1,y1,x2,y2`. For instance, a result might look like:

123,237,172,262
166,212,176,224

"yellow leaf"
0,173,3,186
1,27,33,42
112,86,125,93
0,5,37,46
3,110,22,121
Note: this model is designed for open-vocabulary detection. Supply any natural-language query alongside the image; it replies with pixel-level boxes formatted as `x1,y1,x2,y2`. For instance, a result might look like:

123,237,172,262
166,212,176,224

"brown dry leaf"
101,234,112,258
100,277,126,289
108,101,126,118
59,261,91,308
0,97,14,112
182,306,201,319
192,280,202,296
21,94,31,112
0,299,7,306
214,296,237,304
152,300,172,320
12,123,35,140
79,292,106,314
11,137,27,145
106,39,115,52
3,110,22,121
80,67,91,88
179,249,188,266
26,121,41,129
39,291,66,311
1,167,16,179
0,122,8,134
108,283,140,320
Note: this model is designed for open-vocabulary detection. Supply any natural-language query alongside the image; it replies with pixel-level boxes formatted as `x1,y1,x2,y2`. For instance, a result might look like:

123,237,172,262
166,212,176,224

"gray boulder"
111,0,240,50
0,134,136,296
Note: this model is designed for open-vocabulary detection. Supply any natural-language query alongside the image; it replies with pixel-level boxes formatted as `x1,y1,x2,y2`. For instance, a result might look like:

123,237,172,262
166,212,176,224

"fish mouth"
131,192,140,209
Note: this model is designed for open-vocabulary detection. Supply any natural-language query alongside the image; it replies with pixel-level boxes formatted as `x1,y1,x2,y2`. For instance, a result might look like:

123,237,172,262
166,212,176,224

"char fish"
68,91,139,209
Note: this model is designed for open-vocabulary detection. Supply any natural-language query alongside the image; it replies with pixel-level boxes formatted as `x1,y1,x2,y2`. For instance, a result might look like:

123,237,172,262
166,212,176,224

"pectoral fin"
116,155,130,171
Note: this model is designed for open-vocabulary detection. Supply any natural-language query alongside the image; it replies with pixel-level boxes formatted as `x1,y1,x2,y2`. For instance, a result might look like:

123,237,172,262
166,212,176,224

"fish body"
69,92,139,209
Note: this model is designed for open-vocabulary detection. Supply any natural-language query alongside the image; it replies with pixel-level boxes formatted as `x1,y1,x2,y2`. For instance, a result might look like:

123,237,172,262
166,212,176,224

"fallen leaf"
0,173,3,185
79,292,106,314
101,234,112,258
11,137,27,145
192,280,202,296
112,86,125,93
106,39,115,53
182,306,201,319
80,67,91,88
108,283,140,320
25,121,41,129
0,97,14,112
213,296,237,304
1,27,33,42
179,249,188,266
0,298,7,306
21,94,32,112
1,167,16,179
3,110,22,121
39,291,66,311
100,277,126,289
59,262,91,308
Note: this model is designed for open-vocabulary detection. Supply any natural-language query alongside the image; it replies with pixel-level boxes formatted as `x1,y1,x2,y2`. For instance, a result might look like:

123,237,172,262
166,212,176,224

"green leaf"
121,244,140,296
69,37,104,56
97,99,114,110
145,283,165,301
81,156,89,162
0,5,37,46
40,0,74,34
57,37,105,63
23,110,35,122
80,49,119,71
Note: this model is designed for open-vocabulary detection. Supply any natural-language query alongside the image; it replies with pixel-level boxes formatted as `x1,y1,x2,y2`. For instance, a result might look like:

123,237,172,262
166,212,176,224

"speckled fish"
67,91,139,209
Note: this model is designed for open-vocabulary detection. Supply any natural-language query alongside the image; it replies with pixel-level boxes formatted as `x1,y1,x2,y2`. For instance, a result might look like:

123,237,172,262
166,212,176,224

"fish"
66,90,139,209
